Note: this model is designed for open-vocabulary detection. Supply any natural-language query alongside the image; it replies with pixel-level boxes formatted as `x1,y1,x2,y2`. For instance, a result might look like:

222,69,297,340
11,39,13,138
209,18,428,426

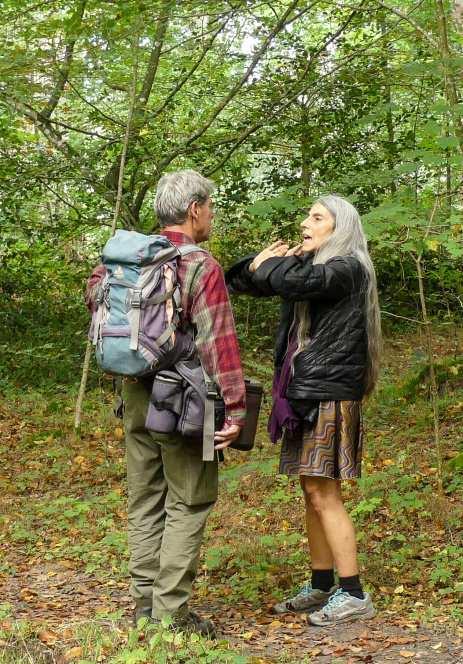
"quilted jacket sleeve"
225,254,271,297
251,254,362,302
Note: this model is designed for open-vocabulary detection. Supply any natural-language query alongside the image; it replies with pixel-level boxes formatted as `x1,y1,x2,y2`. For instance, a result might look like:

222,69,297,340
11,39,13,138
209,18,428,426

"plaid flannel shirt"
86,230,246,426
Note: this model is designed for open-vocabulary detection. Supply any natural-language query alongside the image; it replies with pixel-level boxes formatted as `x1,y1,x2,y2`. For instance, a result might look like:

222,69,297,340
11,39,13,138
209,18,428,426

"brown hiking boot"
174,611,216,639
132,603,152,627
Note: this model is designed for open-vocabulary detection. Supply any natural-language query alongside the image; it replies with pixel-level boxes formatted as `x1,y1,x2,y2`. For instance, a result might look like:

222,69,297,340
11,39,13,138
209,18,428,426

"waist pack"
145,362,263,460
89,230,203,376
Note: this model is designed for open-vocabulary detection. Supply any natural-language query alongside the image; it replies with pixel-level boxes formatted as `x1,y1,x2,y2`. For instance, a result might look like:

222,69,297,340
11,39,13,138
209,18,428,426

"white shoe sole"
272,603,323,615
309,606,376,626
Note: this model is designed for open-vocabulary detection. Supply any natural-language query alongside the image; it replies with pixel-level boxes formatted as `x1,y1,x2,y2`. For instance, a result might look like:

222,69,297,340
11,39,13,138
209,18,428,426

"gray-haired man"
87,170,246,635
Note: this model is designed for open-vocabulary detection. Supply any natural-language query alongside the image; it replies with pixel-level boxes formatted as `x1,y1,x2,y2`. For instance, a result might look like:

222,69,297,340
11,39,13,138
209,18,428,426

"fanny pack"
145,362,263,460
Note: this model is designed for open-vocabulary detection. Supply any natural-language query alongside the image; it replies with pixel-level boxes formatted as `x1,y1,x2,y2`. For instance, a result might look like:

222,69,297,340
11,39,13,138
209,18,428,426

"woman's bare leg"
300,477,334,570
301,476,359,577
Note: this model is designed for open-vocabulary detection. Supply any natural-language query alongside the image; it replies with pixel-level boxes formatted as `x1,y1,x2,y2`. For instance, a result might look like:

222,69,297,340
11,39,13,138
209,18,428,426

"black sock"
311,569,335,592
339,574,364,599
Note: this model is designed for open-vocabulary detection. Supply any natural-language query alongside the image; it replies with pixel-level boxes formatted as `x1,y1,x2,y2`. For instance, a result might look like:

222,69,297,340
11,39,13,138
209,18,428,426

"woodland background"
0,1,462,663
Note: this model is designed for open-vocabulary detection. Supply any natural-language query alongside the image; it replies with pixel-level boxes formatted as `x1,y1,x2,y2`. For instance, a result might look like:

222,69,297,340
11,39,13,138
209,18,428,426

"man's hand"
249,240,289,272
214,423,242,450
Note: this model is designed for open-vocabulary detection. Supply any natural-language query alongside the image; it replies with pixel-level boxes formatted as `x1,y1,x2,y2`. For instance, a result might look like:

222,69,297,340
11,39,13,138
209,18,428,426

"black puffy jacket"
225,253,369,402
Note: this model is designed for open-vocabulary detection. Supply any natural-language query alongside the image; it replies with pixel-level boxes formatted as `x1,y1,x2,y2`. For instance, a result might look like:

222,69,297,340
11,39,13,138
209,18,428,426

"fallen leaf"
268,619,282,630
431,642,442,650
388,636,415,645
38,629,59,645
399,650,415,658
394,585,405,594
64,646,83,662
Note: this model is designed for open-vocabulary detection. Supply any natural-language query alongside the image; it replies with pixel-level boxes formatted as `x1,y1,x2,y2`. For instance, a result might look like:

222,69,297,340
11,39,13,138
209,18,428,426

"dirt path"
1,560,461,663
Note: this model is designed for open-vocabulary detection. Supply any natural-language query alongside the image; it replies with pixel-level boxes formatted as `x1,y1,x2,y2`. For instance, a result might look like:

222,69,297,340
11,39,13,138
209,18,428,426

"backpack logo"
114,265,124,279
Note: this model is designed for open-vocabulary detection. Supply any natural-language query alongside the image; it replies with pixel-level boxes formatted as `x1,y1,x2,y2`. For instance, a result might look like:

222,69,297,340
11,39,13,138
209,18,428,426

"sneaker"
308,588,376,626
272,583,338,614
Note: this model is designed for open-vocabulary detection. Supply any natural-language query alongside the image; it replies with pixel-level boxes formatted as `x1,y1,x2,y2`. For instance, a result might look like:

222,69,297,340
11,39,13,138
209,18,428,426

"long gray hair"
294,194,381,396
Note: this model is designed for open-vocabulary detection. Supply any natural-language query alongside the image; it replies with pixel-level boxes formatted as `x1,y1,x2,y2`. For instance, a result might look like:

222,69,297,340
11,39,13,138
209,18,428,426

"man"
87,170,246,635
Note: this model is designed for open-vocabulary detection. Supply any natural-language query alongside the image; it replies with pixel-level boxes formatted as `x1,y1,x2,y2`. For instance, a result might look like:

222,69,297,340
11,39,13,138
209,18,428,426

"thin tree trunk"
413,199,444,496
74,37,140,433
380,18,397,194
435,0,463,154
74,338,93,431
415,255,444,497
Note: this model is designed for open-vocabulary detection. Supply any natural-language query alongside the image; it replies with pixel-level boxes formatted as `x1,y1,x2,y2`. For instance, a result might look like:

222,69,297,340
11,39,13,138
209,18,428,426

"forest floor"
0,326,462,663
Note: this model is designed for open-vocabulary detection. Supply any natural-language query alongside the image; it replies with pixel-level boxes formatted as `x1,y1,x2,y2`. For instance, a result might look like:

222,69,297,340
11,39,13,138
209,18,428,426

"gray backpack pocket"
146,370,184,433
177,384,205,438
146,363,206,438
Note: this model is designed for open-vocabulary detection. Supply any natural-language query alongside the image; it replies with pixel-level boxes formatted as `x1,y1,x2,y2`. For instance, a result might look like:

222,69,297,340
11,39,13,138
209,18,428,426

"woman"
226,195,381,626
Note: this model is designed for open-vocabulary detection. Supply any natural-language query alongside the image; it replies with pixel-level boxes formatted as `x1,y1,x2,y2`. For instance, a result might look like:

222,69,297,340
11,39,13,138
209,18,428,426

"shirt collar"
161,229,195,246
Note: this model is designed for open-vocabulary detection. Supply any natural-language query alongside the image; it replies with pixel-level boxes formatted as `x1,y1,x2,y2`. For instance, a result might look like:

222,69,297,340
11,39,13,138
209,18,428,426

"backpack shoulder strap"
178,244,207,257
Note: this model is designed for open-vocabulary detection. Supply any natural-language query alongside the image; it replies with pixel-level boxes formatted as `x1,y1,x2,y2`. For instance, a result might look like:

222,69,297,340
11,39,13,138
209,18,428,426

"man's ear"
189,200,199,223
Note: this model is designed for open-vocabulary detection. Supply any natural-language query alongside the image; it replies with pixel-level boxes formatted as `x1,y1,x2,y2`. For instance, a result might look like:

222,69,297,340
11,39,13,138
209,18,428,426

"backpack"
89,229,203,376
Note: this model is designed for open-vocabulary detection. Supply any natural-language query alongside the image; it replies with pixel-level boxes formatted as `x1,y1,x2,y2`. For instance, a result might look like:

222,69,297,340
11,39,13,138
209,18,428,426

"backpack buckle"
131,290,142,309
95,285,105,305
205,380,219,400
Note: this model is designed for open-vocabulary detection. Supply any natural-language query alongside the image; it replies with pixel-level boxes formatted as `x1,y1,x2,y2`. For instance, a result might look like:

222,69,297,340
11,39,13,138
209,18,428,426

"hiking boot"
308,589,376,626
272,583,338,614
132,604,152,627
174,611,217,639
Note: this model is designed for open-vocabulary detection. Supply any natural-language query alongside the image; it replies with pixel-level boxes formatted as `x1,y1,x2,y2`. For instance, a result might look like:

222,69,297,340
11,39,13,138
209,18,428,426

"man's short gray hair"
154,169,215,227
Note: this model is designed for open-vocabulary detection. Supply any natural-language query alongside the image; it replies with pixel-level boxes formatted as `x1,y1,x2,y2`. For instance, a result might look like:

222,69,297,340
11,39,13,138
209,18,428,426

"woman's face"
300,203,335,253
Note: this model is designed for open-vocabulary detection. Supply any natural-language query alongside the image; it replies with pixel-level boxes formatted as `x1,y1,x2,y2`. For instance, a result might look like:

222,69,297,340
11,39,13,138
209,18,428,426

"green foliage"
399,356,463,401
1,0,463,390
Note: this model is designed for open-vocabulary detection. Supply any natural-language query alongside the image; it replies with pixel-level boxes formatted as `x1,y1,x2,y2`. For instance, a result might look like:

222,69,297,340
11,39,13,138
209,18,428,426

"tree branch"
163,0,302,159
135,0,365,208
149,20,228,121
374,0,438,49
46,116,112,140
66,79,125,126
38,178,84,219
132,1,302,213
4,95,77,158
207,1,366,174
137,0,174,109
42,0,87,120
112,37,140,233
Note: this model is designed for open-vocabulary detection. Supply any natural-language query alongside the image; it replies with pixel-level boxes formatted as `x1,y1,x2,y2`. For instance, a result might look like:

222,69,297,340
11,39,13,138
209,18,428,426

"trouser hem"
134,597,153,609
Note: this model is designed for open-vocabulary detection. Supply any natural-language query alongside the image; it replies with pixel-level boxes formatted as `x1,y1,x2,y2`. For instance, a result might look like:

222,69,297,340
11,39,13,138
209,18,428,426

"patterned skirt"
279,401,363,480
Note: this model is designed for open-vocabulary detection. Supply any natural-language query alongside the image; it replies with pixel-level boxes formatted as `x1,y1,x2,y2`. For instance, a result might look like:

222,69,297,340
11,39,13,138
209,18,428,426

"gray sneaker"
308,589,376,626
272,583,338,614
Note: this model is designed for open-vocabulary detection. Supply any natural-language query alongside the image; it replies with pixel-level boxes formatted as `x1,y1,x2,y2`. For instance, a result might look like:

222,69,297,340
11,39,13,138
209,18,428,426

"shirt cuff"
224,413,246,428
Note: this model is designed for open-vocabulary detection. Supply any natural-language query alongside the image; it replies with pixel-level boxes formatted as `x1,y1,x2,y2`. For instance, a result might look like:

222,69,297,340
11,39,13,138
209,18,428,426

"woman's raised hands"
249,241,303,272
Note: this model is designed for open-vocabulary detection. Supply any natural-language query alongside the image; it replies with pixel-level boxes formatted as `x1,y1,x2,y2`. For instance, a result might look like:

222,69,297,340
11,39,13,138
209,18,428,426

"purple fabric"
268,336,301,444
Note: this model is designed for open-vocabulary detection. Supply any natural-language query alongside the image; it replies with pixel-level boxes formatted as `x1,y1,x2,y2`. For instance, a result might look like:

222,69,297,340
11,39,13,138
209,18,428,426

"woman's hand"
285,244,303,256
249,240,290,272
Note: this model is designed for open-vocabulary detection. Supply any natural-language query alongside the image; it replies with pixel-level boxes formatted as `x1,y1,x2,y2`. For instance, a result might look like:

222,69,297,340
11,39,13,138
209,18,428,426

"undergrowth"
0,328,462,663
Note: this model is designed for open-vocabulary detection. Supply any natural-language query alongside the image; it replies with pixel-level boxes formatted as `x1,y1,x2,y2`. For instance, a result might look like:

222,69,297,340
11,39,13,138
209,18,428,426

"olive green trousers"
123,379,218,618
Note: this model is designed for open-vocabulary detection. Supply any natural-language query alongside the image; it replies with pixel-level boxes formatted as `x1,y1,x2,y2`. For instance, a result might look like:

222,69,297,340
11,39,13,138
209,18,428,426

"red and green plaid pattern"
163,231,246,426
86,231,246,426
